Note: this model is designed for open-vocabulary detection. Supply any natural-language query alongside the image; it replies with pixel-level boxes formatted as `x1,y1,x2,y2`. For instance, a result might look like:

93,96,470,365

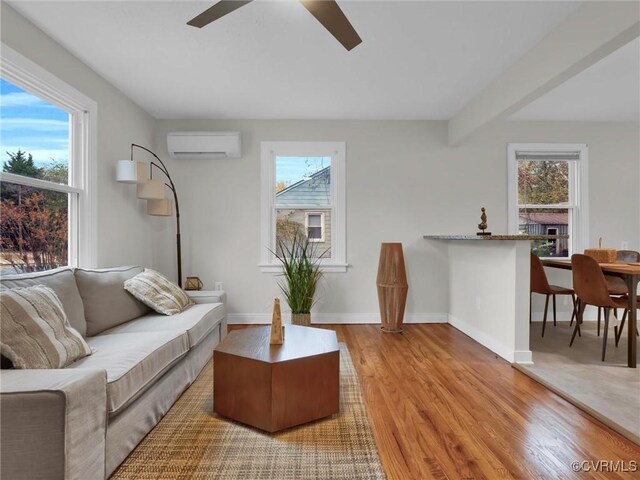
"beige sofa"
0,266,226,480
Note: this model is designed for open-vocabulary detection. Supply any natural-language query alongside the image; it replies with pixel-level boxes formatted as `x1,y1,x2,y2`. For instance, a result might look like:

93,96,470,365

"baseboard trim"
227,312,448,325
513,350,533,364
227,314,270,325
447,314,527,364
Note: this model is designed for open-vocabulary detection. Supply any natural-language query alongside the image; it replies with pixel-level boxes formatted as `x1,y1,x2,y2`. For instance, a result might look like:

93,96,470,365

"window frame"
260,141,346,273
305,211,325,243
0,43,97,268
507,143,589,258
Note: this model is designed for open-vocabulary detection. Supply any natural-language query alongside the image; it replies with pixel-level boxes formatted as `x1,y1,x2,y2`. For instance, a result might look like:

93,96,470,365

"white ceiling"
8,1,586,120
510,37,640,122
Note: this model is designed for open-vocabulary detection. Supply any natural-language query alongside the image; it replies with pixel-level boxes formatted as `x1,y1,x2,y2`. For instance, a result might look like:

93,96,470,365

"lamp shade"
116,160,137,183
116,160,148,183
147,199,172,216
137,179,165,199
135,162,149,183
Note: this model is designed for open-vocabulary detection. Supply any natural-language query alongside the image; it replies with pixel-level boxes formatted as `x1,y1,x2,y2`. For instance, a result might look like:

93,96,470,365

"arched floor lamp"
116,144,182,287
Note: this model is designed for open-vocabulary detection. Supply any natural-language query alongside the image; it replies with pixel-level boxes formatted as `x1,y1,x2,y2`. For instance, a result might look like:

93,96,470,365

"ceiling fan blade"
187,0,253,28
299,0,362,51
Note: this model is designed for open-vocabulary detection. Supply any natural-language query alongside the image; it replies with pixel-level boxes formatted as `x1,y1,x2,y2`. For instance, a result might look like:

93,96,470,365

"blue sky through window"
0,78,69,168
276,156,330,187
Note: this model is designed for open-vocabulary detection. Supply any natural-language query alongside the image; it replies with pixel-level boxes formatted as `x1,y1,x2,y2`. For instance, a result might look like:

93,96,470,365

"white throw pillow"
124,269,193,315
0,285,92,369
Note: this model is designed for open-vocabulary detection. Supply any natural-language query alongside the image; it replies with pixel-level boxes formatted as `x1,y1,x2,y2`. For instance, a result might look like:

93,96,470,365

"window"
546,227,559,255
306,212,325,242
0,44,96,273
507,143,588,258
260,142,346,272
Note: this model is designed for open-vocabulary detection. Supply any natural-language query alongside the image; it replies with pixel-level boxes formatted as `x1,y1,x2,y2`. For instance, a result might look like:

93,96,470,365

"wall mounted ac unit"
167,131,241,160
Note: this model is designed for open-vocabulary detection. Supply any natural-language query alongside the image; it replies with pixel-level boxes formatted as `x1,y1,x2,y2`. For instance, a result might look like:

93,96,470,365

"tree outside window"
1,77,71,273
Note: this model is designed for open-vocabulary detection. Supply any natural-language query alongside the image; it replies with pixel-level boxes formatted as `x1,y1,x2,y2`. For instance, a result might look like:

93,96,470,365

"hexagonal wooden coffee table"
213,325,340,432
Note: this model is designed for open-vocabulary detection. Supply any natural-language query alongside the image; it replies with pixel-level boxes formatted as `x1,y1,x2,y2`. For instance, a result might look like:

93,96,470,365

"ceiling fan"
187,0,362,51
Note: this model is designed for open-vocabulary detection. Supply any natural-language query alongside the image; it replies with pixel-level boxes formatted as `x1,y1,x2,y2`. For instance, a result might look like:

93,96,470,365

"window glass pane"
276,208,330,258
308,227,322,239
0,78,70,185
518,160,569,205
275,156,331,206
519,207,569,258
1,181,69,273
308,214,321,227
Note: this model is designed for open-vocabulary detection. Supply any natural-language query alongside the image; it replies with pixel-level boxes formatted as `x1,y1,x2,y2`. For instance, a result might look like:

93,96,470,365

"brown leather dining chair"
612,250,640,346
570,254,629,361
596,250,640,336
614,296,640,346
530,253,577,337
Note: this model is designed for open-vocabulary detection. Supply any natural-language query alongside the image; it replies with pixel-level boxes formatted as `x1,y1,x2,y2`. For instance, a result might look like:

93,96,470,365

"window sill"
259,263,349,274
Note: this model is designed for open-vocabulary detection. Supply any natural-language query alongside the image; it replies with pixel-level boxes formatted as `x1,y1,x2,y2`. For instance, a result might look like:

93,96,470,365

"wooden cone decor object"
376,243,408,333
270,298,284,345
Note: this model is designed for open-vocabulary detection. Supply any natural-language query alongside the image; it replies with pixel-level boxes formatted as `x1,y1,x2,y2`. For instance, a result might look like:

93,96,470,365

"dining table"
542,259,640,368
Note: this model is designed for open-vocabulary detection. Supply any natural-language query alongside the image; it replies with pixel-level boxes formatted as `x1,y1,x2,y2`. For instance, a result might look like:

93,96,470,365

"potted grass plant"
273,229,327,326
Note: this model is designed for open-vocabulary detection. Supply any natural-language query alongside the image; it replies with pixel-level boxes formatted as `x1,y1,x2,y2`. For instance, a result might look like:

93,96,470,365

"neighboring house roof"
276,167,330,206
519,212,568,225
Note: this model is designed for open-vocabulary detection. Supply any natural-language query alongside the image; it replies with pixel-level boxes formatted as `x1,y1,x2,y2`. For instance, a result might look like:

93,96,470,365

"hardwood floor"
229,324,640,479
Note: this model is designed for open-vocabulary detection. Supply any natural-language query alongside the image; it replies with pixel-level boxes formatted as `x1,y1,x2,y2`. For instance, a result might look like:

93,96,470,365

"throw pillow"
0,285,93,369
124,269,193,315
74,266,151,336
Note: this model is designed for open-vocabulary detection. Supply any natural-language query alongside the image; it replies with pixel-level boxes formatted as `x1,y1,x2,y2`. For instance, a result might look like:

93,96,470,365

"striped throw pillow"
124,269,193,315
0,285,92,369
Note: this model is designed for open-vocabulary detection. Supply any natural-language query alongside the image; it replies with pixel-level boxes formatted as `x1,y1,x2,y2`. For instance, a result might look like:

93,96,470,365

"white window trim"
305,212,325,243
507,143,589,257
260,141,347,273
0,43,98,268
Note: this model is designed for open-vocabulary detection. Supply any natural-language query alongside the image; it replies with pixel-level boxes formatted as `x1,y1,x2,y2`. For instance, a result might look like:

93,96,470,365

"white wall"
1,4,164,270
3,3,637,317
155,119,639,321
447,240,532,363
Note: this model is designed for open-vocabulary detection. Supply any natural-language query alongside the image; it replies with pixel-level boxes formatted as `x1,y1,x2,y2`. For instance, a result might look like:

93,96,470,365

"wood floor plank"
229,324,640,479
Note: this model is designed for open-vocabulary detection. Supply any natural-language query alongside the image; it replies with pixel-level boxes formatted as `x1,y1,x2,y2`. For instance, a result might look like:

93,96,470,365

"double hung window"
508,143,588,258
260,141,346,272
0,45,96,273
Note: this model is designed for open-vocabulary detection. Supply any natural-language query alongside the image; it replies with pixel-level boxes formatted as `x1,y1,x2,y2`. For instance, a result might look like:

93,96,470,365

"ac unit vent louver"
167,132,241,160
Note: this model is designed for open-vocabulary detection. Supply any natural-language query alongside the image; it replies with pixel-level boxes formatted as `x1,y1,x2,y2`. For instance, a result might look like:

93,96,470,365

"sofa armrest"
1,368,107,480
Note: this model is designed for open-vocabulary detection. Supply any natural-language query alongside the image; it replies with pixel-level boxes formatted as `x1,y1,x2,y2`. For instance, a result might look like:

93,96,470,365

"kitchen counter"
424,234,535,364
424,234,568,240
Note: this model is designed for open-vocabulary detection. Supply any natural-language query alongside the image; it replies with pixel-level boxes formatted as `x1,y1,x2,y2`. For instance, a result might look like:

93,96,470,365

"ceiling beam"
448,1,640,146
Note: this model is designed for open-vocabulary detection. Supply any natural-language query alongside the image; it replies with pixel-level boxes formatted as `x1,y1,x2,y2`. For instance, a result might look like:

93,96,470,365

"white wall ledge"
424,234,568,241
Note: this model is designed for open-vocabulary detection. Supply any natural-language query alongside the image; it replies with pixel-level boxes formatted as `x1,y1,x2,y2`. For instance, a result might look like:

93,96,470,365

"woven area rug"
111,344,385,479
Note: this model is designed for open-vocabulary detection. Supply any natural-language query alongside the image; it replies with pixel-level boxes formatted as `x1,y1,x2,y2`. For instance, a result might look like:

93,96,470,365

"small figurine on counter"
477,207,491,236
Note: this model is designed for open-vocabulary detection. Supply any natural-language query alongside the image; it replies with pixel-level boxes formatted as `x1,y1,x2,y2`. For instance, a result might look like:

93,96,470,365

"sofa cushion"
0,267,87,336
101,303,225,348
0,285,92,368
124,269,193,315
74,266,151,336
67,331,188,414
